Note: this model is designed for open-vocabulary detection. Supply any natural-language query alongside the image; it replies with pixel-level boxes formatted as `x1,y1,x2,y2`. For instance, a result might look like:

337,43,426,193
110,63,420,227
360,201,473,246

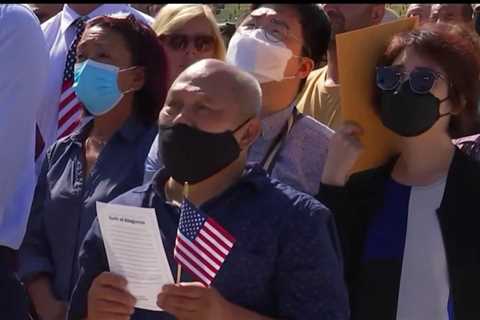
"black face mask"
159,119,250,184
379,81,449,137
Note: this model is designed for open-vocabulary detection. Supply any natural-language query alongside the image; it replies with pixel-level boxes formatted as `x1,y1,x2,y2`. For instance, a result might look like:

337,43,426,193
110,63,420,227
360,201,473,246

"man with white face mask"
144,4,333,195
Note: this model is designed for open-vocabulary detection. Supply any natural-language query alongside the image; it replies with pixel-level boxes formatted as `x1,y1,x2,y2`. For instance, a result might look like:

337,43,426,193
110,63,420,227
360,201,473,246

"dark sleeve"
18,153,53,282
316,171,384,291
316,183,359,268
316,182,363,246
274,200,350,320
316,183,350,217
67,218,108,320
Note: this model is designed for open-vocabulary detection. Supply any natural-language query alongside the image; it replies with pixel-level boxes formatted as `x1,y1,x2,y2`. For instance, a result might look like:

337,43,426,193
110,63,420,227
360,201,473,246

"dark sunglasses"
159,33,215,53
376,65,447,94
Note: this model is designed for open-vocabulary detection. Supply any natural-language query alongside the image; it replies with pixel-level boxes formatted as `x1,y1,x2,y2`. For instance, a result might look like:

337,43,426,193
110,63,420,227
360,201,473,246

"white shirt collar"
60,4,131,34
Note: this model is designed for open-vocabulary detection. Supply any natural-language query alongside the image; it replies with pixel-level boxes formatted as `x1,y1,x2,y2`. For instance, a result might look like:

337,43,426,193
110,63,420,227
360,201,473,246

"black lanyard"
260,108,300,174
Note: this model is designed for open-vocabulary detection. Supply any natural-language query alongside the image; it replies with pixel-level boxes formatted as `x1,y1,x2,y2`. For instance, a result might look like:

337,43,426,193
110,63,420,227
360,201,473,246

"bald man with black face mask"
146,4,335,197
69,59,349,320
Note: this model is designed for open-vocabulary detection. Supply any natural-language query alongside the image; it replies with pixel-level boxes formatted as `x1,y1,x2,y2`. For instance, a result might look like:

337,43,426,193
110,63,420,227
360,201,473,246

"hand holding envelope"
336,17,417,173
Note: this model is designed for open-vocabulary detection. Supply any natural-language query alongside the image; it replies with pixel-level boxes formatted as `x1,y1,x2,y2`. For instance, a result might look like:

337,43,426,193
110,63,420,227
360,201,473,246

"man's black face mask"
158,119,250,184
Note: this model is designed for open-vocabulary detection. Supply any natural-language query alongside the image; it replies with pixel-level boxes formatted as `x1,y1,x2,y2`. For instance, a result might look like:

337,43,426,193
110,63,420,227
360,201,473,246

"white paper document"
96,201,174,311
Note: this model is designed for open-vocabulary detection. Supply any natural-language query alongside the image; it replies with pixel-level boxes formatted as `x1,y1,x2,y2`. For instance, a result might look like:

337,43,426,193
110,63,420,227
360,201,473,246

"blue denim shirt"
68,165,350,320
18,116,157,301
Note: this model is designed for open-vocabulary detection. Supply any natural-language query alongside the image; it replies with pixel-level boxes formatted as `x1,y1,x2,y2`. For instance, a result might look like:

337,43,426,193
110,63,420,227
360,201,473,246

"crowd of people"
2,3,480,320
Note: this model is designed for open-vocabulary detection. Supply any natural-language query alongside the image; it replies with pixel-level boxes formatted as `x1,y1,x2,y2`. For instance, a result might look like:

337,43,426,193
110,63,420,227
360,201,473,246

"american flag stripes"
57,17,87,139
174,199,235,286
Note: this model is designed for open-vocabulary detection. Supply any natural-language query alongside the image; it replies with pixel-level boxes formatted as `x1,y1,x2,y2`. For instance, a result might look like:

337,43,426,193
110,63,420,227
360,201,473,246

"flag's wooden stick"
183,182,189,199
176,182,189,284
176,264,182,284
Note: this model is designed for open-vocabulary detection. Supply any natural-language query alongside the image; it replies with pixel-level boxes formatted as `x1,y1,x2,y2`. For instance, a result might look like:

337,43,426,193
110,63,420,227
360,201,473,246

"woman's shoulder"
454,134,480,163
449,146,480,184
347,156,398,191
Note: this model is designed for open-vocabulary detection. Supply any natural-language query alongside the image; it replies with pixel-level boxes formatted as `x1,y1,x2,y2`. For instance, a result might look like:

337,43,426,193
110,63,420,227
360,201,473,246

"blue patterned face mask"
73,59,136,116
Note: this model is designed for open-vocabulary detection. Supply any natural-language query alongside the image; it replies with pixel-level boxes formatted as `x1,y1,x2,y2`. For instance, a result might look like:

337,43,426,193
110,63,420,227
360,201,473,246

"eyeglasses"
376,65,448,94
159,33,215,53
240,18,311,56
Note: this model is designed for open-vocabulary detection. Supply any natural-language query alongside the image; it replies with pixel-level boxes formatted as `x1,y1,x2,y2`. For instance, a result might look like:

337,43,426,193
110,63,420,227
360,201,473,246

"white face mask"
226,27,298,84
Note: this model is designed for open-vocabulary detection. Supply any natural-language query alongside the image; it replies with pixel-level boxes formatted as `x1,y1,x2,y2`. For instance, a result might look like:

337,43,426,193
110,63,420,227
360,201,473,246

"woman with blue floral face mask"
318,23,480,319
18,14,168,320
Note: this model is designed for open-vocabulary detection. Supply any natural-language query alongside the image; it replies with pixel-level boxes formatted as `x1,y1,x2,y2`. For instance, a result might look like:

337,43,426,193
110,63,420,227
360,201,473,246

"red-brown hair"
85,14,168,125
375,23,480,138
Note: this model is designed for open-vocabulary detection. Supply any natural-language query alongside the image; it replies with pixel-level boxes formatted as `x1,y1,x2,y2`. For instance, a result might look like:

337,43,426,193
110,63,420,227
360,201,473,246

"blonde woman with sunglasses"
152,4,226,88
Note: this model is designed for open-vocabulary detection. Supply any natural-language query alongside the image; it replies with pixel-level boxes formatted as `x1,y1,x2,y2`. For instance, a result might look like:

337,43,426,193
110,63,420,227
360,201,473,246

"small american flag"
174,199,235,286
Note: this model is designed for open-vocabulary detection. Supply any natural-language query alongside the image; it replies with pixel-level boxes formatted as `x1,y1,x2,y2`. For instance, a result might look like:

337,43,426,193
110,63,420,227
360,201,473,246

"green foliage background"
215,4,410,23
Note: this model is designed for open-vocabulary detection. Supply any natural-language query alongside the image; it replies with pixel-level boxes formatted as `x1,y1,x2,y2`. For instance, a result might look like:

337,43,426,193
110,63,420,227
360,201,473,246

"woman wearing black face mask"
317,23,480,320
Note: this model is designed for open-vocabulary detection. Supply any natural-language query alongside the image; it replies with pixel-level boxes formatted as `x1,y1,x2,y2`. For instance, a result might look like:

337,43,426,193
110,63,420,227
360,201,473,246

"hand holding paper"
96,202,174,311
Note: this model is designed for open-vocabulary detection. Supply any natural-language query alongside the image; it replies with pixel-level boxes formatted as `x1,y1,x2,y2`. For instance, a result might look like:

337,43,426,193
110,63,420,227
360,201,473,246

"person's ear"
129,66,146,92
371,5,386,25
296,56,314,80
236,118,261,150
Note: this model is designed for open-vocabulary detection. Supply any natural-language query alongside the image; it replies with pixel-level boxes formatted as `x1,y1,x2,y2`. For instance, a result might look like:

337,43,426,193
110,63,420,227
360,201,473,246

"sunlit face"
160,16,217,89
390,47,454,136
159,69,242,134
392,47,450,106
77,25,133,68
238,5,309,83
240,6,305,56
322,4,375,36
76,25,142,93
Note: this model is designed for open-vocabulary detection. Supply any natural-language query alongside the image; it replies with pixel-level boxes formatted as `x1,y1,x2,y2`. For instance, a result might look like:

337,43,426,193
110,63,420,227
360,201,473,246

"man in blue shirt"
68,59,349,320
0,4,49,319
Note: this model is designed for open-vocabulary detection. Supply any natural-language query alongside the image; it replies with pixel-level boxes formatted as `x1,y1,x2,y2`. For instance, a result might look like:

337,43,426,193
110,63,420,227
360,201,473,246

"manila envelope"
336,17,417,173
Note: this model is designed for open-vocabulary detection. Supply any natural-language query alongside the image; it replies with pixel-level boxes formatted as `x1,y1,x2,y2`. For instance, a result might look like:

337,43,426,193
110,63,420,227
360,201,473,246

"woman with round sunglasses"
152,4,226,88
317,23,480,319
18,14,168,320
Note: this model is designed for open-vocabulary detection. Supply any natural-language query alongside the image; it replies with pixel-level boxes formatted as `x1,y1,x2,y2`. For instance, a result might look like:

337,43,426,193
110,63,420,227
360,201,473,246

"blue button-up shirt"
18,116,157,301
0,4,49,250
68,165,349,320
144,104,333,195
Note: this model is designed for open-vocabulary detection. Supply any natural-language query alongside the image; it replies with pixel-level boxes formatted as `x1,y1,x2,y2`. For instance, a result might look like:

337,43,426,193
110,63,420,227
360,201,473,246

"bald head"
160,59,263,144
174,59,262,120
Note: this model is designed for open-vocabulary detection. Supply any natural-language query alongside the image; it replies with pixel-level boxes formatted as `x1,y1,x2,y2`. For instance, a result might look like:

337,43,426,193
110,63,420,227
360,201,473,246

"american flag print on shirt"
174,199,236,286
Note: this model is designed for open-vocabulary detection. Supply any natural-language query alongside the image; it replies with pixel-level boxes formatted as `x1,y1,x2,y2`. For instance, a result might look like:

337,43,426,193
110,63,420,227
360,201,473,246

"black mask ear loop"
232,117,253,133
232,117,254,152
438,95,452,118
